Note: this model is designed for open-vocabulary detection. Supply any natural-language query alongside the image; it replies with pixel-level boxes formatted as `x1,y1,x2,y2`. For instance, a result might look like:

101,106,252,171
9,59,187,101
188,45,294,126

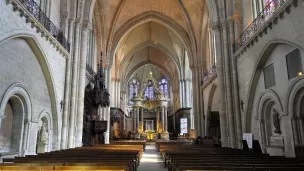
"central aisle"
137,142,167,171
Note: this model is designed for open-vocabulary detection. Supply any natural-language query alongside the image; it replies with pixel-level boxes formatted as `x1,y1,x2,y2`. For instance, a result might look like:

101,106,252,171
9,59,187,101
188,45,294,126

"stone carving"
272,109,281,134
38,123,48,144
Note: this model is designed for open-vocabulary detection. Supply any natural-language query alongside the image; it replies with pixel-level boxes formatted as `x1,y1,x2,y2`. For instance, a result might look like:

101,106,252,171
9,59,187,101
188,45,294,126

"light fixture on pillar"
60,100,64,111
298,72,303,76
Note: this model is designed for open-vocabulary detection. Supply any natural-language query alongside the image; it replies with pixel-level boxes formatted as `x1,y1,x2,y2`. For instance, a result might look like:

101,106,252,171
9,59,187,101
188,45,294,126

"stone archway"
0,83,32,156
257,90,285,154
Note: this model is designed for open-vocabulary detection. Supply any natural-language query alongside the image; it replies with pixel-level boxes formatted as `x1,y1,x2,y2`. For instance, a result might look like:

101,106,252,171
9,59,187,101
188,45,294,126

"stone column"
198,65,205,137
233,14,243,40
229,17,243,149
156,108,160,132
298,117,304,144
61,19,74,150
68,21,81,148
92,31,98,71
75,23,90,147
133,107,136,132
222,19,236,148
105,66,112,144
164,107,168,132
291,116,299,145
179,80,184,108
212,23,229,147
192,65,203,137
141,107,144,132
136,107,140,132
161,107,165,131
121,91,127,112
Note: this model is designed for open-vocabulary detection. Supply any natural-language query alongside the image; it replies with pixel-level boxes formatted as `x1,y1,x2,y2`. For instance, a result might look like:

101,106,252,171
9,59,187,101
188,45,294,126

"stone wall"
236,1,304,157
0,1,67,154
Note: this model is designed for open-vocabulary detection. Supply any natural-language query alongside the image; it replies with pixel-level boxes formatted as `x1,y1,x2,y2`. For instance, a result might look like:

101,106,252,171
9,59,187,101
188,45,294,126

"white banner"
180,118,187,134
243,133,253,149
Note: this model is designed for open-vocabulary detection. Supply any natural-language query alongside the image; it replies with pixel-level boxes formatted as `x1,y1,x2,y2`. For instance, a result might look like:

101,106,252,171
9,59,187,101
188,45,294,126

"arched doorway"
0,87,31,156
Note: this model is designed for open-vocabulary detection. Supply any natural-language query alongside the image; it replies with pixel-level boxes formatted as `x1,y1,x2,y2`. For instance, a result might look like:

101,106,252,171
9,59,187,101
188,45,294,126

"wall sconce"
298,72,303,76
240,100,244,112
60,100,64,111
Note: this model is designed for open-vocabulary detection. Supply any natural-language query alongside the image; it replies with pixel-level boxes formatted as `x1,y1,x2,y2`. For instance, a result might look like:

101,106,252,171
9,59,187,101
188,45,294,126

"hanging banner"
180,118,188,134
243,133,253,149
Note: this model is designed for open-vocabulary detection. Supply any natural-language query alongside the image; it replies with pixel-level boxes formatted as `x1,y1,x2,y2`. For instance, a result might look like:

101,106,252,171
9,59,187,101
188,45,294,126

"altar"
130,71,170,140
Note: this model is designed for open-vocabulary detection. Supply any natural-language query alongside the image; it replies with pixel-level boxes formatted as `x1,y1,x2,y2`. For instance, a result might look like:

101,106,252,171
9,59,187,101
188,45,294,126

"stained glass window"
159,78,168,96
144,80,154,100
129,79,139,104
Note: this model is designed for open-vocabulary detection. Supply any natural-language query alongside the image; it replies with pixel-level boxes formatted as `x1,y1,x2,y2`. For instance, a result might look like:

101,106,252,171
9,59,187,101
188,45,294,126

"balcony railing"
17,0,70,52
203,65,217,84
86,63,96,82
233,0,288,53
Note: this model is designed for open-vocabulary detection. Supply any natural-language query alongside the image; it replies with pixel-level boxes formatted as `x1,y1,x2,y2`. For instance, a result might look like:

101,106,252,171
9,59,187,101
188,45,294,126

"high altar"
130,71,170,140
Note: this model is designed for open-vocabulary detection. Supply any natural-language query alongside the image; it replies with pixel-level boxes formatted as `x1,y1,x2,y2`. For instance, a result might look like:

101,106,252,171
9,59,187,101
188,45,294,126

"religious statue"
38,123,48,144
272,109,281,134
175,98,180,110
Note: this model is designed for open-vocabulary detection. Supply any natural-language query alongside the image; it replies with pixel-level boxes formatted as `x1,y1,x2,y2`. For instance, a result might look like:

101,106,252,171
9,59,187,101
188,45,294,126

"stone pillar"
61,19,74,150
222,19,236,148
121,91,127,112
229,17,243,149
179,80,184,108
212,23,229,147
136,107,140,132
157,108,160,132
133,108,136,132
161,107,165,131
292,117,299,145
164,107,168,132
192,65,203,137
75,23,90,147
234,14,243,41
141,107,144,132
68,21,81,148
105,66,112,144
298,117,304,144
198,65,205,137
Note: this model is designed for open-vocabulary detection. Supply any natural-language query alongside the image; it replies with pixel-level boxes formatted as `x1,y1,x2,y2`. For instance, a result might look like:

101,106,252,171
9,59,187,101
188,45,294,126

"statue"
175,98,180,110
38,123,48,144
272,109,281,134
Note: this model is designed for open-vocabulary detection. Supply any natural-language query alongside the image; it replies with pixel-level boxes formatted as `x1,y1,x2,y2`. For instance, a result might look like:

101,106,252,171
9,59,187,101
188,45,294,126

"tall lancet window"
129,79,139,104
144,80,154,100
159,78,168,96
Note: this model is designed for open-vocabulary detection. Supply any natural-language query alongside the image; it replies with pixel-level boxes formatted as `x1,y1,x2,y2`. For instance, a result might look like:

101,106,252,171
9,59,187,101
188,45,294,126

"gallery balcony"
9,0,70,52
202,65,217,89
233,0,297,54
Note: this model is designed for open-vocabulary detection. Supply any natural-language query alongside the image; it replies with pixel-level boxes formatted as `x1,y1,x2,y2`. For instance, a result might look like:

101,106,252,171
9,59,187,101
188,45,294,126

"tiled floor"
137,142,167,171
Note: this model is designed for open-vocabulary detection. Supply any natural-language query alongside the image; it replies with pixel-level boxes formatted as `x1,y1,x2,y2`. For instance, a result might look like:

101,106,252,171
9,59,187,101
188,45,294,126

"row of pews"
0,144,144,171
156,141,304,171
113,140,146,151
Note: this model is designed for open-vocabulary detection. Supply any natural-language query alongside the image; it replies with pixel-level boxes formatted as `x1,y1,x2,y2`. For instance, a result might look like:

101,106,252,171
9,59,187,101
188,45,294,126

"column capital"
82,20,93,30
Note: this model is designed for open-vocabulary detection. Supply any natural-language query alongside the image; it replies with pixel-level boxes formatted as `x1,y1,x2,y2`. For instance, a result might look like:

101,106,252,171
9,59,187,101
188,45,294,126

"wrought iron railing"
203,65,217,83
233,0,288,53
17,0,70,52
86,63,96,82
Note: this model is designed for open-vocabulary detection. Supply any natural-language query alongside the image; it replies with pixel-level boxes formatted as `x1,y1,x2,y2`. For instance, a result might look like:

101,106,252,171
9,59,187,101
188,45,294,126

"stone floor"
137,142,167,171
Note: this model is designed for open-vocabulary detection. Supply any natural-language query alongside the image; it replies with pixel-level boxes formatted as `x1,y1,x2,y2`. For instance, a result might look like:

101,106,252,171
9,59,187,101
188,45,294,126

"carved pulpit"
82,51,110,146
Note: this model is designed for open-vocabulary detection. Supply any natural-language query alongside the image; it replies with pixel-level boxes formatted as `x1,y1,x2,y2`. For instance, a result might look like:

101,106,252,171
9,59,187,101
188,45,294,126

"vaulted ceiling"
91,0,210,91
